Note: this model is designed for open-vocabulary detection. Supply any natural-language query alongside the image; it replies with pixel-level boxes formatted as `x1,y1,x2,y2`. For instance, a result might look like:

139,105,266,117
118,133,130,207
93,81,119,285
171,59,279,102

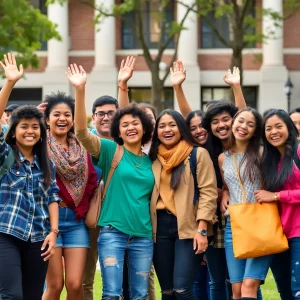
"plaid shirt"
0,132,60,242
212,213,226,248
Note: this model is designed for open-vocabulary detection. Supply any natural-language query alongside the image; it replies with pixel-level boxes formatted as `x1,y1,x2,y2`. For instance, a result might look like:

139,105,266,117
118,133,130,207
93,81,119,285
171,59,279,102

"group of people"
0,53,299,300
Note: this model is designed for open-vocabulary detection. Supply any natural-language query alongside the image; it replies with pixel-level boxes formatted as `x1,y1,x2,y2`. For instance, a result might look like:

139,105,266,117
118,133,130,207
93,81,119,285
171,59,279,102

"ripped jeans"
98,226,153,300
289,238,300,299
153,210,204,300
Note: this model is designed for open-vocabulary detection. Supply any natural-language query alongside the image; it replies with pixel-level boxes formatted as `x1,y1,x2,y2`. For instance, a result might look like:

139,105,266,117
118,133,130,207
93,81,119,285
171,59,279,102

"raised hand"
223,66,240,86
118,56,135,84
170,60,186,87
66,64,87,88
0,53,23,82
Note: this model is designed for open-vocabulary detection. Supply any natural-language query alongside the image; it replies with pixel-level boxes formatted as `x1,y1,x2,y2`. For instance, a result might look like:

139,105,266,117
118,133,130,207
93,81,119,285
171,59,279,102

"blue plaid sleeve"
0,132,10,167
47,160,61,205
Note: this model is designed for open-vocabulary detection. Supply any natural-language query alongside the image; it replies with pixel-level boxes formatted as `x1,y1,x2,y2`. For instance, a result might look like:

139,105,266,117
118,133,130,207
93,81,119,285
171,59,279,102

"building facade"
2,0,300,115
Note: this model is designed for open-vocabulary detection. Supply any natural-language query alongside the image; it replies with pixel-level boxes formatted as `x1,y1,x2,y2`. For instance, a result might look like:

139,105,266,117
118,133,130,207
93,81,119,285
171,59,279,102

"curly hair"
110,103,154,145
5,105,52,189
44,91,75,120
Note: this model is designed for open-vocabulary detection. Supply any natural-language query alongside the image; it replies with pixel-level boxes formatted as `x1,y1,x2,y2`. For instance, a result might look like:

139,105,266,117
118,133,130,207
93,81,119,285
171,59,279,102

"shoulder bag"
85,145,124,229
228,154,288,259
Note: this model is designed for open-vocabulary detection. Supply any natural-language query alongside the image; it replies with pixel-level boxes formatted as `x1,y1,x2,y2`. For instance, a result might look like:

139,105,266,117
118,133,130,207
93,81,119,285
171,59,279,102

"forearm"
198,220,208,230
74,86,87,131
48,202,59,231
76,128,100,158
174,85,192,118
0,80,16,118
232,83,246,109
118,81,130,108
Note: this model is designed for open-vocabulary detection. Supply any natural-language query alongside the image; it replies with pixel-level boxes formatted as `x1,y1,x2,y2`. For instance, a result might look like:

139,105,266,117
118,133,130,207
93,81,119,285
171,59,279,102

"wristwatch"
197,229,208,236
50,229,60,236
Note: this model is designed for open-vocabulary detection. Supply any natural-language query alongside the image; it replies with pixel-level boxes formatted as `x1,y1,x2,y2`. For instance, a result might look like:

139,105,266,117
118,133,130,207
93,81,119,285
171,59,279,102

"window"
30,0,47,50
122,1,174,49
200,3,255,49
201,12,230,49
6,88,43,106
129,88,174,109
201,87,257,110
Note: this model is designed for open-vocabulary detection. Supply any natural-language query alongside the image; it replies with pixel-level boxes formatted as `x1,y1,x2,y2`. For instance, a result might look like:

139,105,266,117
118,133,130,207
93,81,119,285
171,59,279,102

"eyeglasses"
94,111,115,119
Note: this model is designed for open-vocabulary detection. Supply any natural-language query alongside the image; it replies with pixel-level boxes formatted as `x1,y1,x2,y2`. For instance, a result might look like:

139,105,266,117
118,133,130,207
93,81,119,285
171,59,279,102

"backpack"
189,147,199,205
0,146,15,181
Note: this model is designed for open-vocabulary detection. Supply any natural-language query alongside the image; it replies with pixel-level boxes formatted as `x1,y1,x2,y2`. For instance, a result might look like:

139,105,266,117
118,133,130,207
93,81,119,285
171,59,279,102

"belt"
59,201,68,208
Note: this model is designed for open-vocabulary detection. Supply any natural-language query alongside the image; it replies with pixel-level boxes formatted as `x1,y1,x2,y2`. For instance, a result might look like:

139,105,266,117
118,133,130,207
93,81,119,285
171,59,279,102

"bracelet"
274,192,279,201
50,229,60,236
118,85,129,92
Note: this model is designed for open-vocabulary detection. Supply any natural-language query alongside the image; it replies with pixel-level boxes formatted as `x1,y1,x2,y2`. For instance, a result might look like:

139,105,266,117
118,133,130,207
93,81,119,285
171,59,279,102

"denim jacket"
0,132,60,242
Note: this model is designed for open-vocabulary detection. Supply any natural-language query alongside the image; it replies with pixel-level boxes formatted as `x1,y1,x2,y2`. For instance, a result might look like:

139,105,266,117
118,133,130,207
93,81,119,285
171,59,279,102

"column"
259,0,287,112
90,0,117,111
43,2,70,97
176,0,201,111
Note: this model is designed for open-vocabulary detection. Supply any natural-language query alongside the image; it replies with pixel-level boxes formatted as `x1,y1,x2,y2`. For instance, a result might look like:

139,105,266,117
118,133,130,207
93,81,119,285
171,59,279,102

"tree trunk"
231,47,243,85
150,62,165,113
151,77,164,113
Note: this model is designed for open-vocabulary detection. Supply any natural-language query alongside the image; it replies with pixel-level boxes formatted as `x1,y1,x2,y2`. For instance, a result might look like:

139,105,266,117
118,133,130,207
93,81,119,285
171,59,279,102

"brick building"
2,0,300,114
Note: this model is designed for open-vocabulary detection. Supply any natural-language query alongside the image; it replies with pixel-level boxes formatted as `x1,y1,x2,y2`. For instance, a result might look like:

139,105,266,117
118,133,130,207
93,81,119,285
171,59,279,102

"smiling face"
189,115,208,145
157,114,181,149
15,118,41,151
232,111,256,142
46,103,73,139
92,104,117,137
210,111,232,141
119,114,144,147
290,112,300,136
265,115,289,151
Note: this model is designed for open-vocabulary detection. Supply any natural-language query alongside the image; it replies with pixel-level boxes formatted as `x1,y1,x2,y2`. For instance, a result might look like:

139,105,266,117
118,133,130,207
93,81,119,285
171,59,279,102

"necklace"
125,149,144,168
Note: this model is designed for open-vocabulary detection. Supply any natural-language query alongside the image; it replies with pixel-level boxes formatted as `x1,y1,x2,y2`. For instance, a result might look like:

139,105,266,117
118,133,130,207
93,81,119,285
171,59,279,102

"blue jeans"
205,246,231,300
98,225,153,300
56,207,89,248
225,221,271,300
270,250,293,300
289,238,300,299
193,261,210,300
153,210,204,300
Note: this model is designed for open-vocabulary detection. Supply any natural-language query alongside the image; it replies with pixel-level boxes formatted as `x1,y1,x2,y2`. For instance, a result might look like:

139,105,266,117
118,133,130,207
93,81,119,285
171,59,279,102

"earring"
40,137,43,143
12,135,15,138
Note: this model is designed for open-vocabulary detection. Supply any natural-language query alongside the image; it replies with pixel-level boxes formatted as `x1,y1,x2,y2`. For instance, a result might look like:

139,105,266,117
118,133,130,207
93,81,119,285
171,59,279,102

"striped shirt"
0,132,60,242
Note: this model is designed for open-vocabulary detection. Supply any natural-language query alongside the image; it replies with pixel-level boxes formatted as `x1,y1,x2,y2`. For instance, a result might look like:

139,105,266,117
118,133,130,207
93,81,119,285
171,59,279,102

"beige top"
76,128,100,158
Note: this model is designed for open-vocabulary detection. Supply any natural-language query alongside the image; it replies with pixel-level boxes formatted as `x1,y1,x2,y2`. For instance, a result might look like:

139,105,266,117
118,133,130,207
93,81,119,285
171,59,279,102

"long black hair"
232,107,263,183
5,106,52,189
262,109,299,191
149,109,198,190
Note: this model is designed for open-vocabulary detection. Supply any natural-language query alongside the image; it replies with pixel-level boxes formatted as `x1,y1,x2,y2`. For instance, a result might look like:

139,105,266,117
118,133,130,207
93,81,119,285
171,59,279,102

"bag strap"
190,147,199,205
293,141,300,170
102,145,124,200
232,154,247,204
0,146,15,181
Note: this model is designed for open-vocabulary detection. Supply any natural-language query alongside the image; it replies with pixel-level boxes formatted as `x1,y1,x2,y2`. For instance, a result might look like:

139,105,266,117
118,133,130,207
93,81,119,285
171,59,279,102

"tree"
49,0,197,112
0,0,60,70
195,0,300,84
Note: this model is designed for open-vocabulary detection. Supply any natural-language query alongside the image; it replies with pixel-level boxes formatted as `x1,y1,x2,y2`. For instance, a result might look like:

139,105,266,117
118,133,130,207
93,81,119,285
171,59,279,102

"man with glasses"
84,95,119,300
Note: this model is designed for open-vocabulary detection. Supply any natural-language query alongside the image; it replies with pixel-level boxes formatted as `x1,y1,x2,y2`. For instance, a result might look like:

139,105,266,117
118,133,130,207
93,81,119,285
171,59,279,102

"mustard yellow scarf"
157,140,193,173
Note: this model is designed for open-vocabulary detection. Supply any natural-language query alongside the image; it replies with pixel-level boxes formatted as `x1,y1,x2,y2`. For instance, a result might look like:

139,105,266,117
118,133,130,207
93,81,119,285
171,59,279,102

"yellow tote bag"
228,154,289,259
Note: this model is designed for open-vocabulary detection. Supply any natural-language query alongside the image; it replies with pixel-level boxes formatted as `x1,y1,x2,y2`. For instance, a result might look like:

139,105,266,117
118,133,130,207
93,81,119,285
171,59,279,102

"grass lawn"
61,271,280,299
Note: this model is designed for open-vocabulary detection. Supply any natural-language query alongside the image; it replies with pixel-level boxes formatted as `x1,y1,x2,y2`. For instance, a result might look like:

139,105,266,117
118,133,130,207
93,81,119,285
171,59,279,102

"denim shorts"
56,207,89,248
224,220,272,283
